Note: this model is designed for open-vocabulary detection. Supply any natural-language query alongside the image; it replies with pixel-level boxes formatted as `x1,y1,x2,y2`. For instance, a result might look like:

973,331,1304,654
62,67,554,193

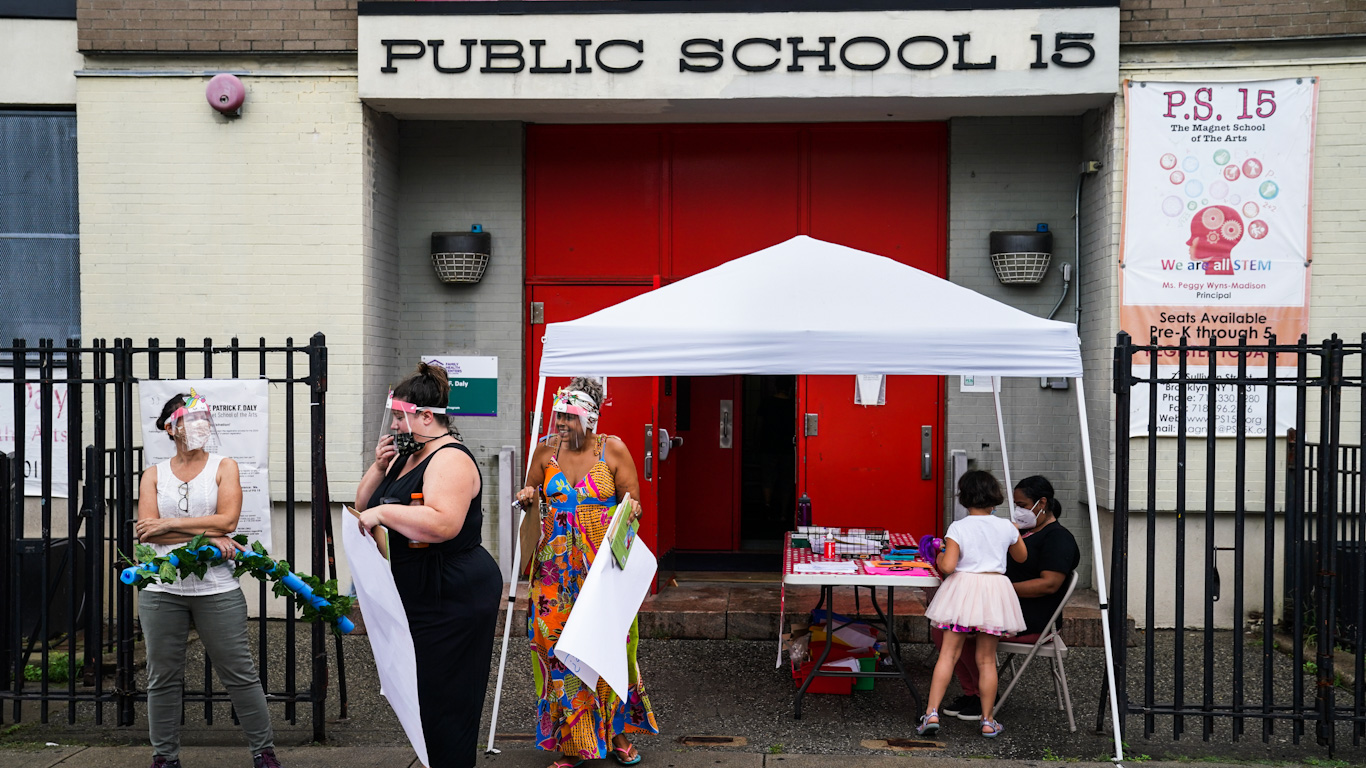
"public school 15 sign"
1120,78,1319,437
358,7,1119,102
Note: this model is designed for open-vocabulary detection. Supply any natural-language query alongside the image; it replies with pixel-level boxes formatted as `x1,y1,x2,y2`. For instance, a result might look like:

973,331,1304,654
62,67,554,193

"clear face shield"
168,391,219,452
379,390,451,458
551,388,600,450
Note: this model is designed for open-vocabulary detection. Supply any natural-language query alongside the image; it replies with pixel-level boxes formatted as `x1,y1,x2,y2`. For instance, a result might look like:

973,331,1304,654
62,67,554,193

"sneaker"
941,694,975,717
954,695,983,721
253,749,283,768
150,757,182,768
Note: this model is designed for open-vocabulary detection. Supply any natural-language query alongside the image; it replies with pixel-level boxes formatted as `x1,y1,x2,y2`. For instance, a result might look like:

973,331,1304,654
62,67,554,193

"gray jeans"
138,588,274,759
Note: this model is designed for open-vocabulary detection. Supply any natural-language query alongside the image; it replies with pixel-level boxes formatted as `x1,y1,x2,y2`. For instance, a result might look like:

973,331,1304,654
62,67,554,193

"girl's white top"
943,513,1020,574
145,454,239,596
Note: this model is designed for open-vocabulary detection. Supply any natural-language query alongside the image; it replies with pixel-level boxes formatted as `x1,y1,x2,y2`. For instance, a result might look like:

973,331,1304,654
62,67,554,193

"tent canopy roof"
539,236,1082,378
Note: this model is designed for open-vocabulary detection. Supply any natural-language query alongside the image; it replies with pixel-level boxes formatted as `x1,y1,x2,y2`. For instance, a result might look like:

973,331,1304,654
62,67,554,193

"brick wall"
946,116,1094,586
77,74,369,499
393,121,526,556
362,104,401,488
1121,0,1366,43
76,0,358,53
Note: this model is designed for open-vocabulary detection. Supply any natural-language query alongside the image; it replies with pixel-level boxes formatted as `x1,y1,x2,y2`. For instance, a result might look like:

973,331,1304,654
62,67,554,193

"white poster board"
342,507,428,767
554,536,657,700
1,371,70,498
140,380,272,548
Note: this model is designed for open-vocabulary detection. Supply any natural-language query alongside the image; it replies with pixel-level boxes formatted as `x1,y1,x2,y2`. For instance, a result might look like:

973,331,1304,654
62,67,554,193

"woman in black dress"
354,362,502,768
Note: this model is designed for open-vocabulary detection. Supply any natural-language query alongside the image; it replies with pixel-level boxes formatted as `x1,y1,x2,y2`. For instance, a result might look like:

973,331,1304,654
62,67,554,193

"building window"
0,110,79,345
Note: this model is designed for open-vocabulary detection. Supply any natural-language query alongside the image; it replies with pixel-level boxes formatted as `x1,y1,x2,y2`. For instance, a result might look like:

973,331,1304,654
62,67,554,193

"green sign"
422,356,498,417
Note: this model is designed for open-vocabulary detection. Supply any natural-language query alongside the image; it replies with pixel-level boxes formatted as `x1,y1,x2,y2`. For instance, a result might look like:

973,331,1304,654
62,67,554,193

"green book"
607,493,639,569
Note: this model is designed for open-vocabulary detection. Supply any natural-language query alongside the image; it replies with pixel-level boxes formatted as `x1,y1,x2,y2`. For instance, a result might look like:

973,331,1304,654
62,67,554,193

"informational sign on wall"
140,380,273,549
1120,77,1318,436
422,356,498,417
0,372,70,498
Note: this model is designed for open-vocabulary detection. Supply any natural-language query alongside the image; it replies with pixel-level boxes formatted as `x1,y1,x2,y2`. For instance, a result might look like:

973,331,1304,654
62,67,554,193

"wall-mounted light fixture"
989,224,1053,285
431,225,492,284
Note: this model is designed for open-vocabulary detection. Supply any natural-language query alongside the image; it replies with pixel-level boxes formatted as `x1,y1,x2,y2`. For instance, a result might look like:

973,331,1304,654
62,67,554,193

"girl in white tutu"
918,470,1027,739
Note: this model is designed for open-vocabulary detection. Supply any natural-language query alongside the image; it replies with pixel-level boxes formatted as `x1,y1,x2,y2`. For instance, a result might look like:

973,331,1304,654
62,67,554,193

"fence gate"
1,335,347,741
1111,332,1366,754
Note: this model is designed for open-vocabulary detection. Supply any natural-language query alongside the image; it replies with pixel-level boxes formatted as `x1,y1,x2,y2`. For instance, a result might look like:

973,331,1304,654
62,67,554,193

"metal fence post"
1110,331,1133,734
308,332,329,743
114,338,137,727
0,449,12,718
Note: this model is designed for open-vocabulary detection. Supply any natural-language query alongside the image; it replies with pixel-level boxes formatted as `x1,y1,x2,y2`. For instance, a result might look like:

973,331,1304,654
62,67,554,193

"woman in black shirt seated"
937,475,1080,722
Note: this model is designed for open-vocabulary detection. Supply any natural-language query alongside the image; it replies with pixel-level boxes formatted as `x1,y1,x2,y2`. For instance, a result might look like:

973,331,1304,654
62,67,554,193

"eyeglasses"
178,482,190,513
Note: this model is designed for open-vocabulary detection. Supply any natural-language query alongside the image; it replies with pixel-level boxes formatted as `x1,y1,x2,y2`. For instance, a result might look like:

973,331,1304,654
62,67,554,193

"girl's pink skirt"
924,571,1027,637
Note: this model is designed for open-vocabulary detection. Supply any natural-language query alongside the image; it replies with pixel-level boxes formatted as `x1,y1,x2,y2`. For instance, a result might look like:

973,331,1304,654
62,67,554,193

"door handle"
921,425,932,480
719,399,733,449
659,427,682,461
644,423,654,480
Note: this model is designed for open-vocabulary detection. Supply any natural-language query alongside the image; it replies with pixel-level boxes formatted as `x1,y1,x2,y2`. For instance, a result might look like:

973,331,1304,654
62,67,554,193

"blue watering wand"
121,545,355,634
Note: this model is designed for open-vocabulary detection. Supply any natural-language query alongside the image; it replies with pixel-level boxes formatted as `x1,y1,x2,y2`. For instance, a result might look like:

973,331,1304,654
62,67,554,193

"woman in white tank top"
135,393,282,768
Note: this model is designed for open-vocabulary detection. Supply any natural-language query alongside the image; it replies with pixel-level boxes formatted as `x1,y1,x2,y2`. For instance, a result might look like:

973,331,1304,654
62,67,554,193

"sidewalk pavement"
4,623,1362,765
0,744,1266,768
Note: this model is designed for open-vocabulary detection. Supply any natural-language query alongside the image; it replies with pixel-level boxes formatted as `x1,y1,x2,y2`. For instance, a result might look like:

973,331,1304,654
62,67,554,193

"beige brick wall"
77,72,369,502
1121,0,1366,43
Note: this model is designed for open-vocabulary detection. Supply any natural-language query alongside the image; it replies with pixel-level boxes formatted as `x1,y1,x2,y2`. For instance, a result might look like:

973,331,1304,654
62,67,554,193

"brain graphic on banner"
1120,78,1318,437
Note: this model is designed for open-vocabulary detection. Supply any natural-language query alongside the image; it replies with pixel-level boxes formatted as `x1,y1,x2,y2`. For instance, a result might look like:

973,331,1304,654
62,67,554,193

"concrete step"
499,582,1133,647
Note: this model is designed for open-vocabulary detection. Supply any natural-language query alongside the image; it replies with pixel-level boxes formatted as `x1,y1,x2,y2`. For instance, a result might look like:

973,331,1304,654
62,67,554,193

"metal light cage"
431,251,489,284
990,251,1052,285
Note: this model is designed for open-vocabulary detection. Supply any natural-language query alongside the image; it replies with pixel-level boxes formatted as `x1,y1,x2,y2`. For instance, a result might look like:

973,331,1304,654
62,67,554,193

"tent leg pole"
1075,377,1125,762
992,377,1013,493
485,508,526,755
486,376,548,754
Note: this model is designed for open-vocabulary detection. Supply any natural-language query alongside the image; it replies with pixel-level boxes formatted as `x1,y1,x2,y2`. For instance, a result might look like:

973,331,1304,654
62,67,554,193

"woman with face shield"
515,377,658,768
353,363,502,768
933,475,1080,724
135,393,283,768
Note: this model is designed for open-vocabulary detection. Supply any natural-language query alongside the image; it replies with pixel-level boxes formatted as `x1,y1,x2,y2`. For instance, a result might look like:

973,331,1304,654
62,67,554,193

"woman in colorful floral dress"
516,377,659,768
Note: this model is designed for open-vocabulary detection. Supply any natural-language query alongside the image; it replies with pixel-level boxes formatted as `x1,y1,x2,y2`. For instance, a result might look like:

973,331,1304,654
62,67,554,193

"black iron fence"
1111,332,1366,753
0,335,346,741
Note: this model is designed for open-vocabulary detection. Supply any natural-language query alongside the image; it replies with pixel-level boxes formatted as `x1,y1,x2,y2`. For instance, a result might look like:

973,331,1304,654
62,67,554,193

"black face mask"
394,432,422,457
394,428,456,457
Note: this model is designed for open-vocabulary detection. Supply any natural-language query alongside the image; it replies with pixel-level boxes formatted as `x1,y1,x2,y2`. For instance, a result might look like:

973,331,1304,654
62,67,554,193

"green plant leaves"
122,539,355,634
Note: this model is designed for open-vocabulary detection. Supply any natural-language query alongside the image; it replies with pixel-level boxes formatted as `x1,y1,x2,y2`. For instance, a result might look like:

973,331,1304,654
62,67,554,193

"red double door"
525,123,947,557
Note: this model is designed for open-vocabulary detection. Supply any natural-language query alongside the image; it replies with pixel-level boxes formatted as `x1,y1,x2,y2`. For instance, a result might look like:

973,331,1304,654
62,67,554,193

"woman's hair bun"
418,361,450,388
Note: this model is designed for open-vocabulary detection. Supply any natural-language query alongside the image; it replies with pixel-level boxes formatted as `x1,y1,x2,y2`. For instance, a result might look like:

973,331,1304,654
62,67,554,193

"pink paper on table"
861,563,935,577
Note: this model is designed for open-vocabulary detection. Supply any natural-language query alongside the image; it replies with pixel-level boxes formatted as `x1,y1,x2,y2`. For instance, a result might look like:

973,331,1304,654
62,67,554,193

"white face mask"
183,418,213,451
1011,500,1041,530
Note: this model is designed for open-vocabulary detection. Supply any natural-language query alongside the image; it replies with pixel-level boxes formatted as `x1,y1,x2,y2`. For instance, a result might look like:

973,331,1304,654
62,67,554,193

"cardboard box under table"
780,530,940,718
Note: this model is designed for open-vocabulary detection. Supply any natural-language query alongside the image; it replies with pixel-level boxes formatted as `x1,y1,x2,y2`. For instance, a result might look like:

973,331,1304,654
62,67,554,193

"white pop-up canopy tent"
486,236,1124,760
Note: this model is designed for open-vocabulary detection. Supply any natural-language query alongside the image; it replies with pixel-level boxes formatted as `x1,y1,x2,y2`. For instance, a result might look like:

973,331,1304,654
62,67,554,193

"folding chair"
994,570,1080,732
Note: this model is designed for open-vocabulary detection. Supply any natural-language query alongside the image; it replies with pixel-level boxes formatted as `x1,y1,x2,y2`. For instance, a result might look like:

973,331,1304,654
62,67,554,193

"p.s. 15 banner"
1120,77,1318,437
